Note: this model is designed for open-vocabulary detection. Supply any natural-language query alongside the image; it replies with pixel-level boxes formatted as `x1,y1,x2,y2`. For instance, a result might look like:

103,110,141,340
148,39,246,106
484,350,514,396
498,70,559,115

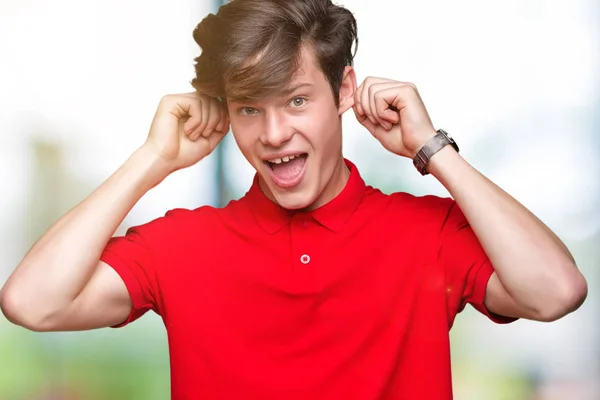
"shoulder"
365,185,456,221
391,191,453,212
124,205,222,243
127,194,253,238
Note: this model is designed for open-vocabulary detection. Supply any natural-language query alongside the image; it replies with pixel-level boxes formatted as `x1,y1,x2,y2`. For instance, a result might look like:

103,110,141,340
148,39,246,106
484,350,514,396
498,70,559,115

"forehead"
226,45,328,105
285,45,327,88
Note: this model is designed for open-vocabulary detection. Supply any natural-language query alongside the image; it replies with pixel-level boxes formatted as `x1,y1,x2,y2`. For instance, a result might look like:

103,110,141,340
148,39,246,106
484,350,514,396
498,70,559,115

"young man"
0,0,587,398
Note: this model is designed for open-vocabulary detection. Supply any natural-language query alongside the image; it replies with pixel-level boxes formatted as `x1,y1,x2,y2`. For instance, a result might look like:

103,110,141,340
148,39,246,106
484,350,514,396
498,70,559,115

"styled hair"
191,0,358,106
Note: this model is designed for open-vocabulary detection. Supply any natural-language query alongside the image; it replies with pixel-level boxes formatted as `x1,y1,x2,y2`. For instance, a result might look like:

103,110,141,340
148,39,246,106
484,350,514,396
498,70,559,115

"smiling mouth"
264,153,308,188
264,153,308,169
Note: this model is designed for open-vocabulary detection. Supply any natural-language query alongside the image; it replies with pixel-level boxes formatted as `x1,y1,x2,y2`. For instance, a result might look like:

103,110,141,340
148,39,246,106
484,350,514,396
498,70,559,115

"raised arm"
427,146,587,321
352,76,587,322
0,92,228,331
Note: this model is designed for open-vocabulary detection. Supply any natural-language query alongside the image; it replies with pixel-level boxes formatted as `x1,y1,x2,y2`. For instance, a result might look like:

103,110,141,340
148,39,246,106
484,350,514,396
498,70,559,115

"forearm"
427,146,583,312
1,145,169,319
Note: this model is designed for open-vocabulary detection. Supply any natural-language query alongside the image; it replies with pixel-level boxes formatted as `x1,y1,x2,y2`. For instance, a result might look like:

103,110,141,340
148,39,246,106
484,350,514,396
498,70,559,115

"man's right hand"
144,92,230,173
0,92,231,332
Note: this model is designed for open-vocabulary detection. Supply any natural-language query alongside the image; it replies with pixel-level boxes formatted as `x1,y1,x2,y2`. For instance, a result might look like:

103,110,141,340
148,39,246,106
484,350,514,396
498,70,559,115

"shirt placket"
289,213,317,294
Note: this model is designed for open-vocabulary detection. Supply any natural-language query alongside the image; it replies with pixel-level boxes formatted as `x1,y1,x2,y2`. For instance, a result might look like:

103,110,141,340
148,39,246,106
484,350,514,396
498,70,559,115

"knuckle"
159,94,176,105
367,86,374,97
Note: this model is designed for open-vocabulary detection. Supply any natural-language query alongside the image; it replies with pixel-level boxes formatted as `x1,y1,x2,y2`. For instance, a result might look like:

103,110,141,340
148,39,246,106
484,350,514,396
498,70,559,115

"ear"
337,66,357,115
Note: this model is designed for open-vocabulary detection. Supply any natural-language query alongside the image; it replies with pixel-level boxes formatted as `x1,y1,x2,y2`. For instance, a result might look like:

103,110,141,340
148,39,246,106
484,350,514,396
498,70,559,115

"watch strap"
413,129,458,175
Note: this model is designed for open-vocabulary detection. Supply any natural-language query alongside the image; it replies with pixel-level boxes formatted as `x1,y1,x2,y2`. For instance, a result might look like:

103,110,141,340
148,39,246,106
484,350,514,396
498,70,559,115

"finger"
359,77,396,122
191,97,210,141
183,104,204,142
369,82,406,128
369,84,386,129
374,90,401,125
362,79,397,126
360,81,378,125
354,82,365,116
216,112,230,133
178,93,202,139
189,124,203,142
353,103,378,134
182,98,201,135
352,103,362,122
372,84,406,130
215,107,226,133
183,115,200,136
202,99,223,137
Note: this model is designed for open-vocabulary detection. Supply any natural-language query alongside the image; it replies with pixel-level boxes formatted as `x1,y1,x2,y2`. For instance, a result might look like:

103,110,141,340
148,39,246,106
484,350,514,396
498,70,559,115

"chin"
271,187,317,211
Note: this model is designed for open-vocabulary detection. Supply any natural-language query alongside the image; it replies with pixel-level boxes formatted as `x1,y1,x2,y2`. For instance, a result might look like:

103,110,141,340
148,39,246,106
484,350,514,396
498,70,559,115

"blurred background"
0,0,598,399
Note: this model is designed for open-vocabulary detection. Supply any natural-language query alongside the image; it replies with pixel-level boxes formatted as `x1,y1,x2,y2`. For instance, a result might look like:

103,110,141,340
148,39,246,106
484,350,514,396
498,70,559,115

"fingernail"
203,129,213,137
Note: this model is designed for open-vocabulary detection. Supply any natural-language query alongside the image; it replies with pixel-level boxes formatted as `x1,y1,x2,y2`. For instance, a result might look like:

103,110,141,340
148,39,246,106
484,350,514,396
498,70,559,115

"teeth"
268,154,301,164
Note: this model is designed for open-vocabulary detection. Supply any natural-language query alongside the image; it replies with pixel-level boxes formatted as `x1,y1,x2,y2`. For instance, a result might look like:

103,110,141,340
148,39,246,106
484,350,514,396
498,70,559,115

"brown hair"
191,0,358,106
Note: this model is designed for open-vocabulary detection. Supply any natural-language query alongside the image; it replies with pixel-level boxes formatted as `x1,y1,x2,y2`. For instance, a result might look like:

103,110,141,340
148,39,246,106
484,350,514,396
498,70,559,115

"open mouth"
265,153,308,169
264,153,308,188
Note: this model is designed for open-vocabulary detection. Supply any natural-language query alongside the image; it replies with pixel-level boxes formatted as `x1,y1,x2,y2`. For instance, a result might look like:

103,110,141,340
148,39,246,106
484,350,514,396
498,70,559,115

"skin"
228,46,355,211
352,77,587,321
0,43,587,332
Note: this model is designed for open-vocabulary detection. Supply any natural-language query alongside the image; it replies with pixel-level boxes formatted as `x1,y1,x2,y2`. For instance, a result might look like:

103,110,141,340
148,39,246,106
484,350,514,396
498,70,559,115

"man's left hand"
353,77,437,159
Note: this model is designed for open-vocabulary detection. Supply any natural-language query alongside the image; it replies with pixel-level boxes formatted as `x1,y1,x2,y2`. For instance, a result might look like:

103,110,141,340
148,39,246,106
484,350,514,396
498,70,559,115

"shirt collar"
245,159,366,234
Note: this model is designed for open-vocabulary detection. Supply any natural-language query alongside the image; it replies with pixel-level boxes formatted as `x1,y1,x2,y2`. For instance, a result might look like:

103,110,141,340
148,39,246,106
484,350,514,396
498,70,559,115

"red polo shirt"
100,159,515,399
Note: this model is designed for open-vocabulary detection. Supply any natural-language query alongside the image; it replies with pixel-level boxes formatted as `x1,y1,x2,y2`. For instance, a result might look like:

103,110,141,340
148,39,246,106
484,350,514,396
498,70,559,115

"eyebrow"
228,83,314,106
280,83,314,97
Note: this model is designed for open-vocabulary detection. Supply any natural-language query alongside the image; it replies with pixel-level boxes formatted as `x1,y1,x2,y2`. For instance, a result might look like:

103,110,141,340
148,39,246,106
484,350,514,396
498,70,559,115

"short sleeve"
438,199,518,327
100,216,169,328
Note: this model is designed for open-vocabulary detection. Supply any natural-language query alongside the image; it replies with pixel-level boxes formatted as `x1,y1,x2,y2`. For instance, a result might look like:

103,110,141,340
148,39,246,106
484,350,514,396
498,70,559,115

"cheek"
308,111,341,149
231,126,260,161
231,131,250,154
297,108,337,139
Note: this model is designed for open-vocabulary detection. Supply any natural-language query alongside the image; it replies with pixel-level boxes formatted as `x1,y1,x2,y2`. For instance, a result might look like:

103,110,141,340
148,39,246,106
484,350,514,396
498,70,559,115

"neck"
305,156,350,211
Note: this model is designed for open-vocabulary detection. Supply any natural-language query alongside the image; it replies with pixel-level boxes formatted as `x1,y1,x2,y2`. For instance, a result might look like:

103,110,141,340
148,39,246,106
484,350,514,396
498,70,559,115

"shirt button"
300,254,311,264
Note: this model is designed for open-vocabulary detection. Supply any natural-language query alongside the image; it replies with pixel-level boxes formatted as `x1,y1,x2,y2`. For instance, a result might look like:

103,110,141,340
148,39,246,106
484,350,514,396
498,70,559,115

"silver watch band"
413,129,459,175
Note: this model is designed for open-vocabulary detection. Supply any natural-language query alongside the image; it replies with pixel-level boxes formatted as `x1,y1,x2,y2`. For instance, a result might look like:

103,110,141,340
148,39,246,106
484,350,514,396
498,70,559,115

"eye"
240,107,259,116
289,97,307,108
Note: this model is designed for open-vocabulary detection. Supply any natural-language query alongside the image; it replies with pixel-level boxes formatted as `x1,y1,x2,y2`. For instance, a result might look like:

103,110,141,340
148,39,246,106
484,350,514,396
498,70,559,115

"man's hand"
353,77,436,159
144,92,230,172
0,91,231,332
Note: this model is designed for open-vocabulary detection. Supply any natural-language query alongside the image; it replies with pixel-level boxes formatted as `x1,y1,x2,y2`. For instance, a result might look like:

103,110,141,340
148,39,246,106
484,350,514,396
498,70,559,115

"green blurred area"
0,312,536,400
0,316,170,400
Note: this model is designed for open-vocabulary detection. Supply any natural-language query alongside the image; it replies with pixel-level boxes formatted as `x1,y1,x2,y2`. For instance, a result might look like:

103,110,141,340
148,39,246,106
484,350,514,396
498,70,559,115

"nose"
260,111,294,148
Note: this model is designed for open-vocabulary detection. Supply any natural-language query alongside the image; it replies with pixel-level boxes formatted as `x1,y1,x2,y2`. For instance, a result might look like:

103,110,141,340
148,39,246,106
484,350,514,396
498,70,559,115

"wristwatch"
412,129,459,175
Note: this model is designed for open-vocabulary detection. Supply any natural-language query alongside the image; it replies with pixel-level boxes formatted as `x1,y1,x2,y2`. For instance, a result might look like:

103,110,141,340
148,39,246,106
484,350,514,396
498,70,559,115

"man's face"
228,46,356,210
